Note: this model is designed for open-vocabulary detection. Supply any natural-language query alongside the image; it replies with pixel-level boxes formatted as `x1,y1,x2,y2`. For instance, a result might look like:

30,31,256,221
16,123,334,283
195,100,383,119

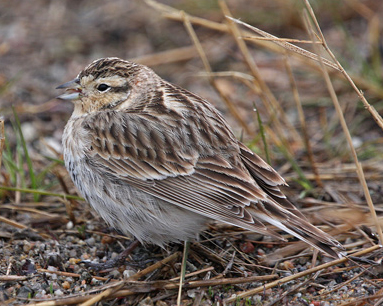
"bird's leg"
177,240,190,306
81,239,141,271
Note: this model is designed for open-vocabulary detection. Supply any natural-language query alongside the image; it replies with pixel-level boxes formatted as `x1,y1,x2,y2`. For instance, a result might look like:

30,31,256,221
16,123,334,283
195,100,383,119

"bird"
57,57,343,258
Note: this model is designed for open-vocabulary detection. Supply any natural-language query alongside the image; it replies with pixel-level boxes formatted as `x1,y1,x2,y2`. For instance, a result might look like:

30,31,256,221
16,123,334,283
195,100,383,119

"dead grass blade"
220,0,301,153
303,1,383,132
146,0,383,99
283,54,322,187
302,0,383,245
180,11,252,136
228,16,340,72
0,119,4,170
225,244,381,303
78,281,125,306
130,45,198,66
127,252,180,281
0,215,31,230
0,215,50,239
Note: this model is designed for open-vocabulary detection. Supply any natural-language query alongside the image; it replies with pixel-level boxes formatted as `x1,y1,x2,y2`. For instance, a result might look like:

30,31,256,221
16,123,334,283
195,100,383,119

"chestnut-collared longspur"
57,57,343,257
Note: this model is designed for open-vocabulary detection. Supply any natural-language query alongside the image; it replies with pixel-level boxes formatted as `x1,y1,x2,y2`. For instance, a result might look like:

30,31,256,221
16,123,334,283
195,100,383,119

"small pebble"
69,249,78,258
108,270,121,279
34,289,46,299
47,266,58,272
66,221,74,230
17,286,33,299
85,237,96,246
62,281,71,290
69,257,81,265
123,269,136,279
101,235,115,244
90,278,100,285
257,248,266,256
187,289,196,298
23,240,32,253
111,252,119,259
282,260,294,270
81,253,91,260
240,241,255,253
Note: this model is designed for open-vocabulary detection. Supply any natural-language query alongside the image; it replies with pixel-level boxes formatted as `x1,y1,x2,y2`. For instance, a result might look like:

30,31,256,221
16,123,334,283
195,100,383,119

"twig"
0,275,32,281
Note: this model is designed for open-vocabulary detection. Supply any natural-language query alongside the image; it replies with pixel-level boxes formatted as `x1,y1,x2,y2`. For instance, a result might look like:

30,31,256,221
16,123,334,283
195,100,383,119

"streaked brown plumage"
58,57,343,257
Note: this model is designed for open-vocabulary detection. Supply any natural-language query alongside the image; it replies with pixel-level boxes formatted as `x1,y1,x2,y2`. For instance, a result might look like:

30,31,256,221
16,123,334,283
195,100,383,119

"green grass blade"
0,185,84,201
12,107,39,201
254,105,271,164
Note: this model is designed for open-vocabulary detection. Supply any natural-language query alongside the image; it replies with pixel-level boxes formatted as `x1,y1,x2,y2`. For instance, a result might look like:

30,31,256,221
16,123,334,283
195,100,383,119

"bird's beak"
56,78,82,100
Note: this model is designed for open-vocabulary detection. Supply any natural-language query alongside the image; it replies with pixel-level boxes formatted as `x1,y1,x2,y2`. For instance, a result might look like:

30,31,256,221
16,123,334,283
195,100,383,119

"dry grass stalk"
170,266,214,281
0,275,31,281
146,0,383,99
303,1,383,131
220,0,301,151
27,296,98,306
37,268,111,282
0,215,30,230
228,16,340,72
302,0,383,245
242,36,322,44
145,0,229,33
1,204,64,218
268,271,319,306
180,11,253,136
0,215,50,239
130,45,199,66
225,244,381,303
150,274,278,289
128,252,180,281
0,119,4,170
78,281,125,306
320,270,366,297
28,274,279,306
283,54,323,187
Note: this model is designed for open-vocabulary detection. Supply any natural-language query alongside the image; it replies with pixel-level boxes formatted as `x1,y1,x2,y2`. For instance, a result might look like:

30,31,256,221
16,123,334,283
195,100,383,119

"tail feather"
249,200,344,258
239,142,343,257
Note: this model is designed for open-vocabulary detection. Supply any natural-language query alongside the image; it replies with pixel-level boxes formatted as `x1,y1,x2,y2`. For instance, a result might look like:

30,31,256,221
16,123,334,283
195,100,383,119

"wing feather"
82,109,285,238
79,91,341,255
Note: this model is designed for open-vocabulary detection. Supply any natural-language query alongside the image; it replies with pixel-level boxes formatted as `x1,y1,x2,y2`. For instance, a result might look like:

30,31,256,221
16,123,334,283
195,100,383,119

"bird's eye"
97,84,110,92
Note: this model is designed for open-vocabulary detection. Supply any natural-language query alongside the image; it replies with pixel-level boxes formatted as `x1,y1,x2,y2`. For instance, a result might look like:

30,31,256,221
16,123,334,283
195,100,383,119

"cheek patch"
100,91,130,110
